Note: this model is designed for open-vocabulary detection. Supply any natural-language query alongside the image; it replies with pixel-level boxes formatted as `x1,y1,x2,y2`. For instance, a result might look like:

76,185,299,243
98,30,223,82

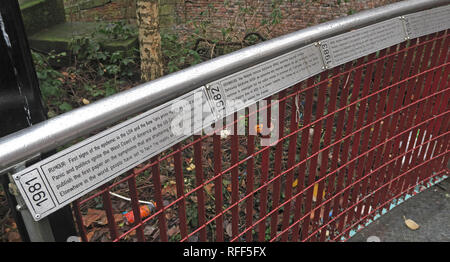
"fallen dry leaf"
162,182,177,196
160,174,168,185
7,219,17,230
310,206,325,220
204,184,214,195
403,216,420,230
84,208,107,227
225,223,233,237
190,195,198,202
186,163,196,171
168,226,180,237
7,231,21,242
292,178,298,188
87,228,110,242
114,214,124,224
86,231,95,242
82,98,90,105
144,225,156,236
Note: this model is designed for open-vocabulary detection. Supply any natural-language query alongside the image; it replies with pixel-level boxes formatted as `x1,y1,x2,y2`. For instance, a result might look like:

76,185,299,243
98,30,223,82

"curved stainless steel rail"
0,0,447,171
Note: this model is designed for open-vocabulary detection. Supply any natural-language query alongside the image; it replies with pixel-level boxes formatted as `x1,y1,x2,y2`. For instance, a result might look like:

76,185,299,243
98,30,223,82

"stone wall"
159,0,402,37
48,0,403,38
159,0,183,31
20,0,66,35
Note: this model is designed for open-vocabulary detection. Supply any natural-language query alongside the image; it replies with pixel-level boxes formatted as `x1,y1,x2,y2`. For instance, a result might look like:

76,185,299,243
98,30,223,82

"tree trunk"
136,0,163,81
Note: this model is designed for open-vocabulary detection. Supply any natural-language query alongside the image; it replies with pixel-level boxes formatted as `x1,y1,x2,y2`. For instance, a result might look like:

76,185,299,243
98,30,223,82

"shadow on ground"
348,177,450,242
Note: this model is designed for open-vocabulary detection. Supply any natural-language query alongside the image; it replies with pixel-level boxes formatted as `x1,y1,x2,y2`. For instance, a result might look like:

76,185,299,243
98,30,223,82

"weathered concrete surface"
20,0,66,36
28,22,137,54
348,177,450,242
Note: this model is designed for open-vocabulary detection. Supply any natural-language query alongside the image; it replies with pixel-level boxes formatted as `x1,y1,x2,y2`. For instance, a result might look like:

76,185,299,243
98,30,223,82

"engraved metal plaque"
13,87,215,220
205,44,324,119
319,18,406,68
403,5,450,39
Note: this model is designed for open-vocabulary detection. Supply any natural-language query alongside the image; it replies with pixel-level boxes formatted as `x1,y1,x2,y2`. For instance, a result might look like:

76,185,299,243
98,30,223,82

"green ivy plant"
161,33,202,73
69,35,139,80
31,50,73,114
31,21,141,116
96,21,137,41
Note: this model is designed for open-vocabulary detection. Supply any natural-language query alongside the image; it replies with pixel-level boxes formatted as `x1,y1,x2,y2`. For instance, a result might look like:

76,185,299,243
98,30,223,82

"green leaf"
59,102,73,112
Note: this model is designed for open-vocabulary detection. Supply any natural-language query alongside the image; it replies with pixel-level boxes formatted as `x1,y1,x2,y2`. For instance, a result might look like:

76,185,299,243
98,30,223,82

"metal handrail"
0,0,447,171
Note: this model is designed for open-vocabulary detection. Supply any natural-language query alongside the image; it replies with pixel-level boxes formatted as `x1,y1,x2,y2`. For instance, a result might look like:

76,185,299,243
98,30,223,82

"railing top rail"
0,0,448,172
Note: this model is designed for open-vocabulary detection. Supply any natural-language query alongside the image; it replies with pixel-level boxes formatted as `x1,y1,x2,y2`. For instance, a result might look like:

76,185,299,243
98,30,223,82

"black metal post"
0,0,77,242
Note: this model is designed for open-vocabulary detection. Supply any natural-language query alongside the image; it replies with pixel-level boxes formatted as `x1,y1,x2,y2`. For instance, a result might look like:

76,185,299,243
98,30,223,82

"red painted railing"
73,30,449,242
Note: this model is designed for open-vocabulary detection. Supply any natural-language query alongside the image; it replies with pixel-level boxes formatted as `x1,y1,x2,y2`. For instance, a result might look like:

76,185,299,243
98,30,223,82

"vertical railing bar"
100,184,120,241
380,37,425,211
258,97,271,241
291,78,315,242
424,30,450,175
213,134,224,241
388,37,428,196
397,34,436,196
73,200,88,242
231,113,240,240
373,36,418,215
151,156,168,242
328,62,353,239
312,68,338,242
421,112,448,182
428,35,449,161
280,83,302,242
410,33,447,185
358,45,397,222
270,90,287,239
339,52,375,239
319,66,345,242
245,113,256,242
127,175,146,241
349,48,387,227
436,117,450,170
335,56,366,236
426,67,450,176
390,35,430,200
438,134,450,172
193,135,207,241
427,65,450,175
430,119,449,176
428,116,449,176
406,33,442,187
300,72,327,241
427,117,449,182
427,119,449,180
173,143,188,240
415,34,447,182
368,41,410,219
